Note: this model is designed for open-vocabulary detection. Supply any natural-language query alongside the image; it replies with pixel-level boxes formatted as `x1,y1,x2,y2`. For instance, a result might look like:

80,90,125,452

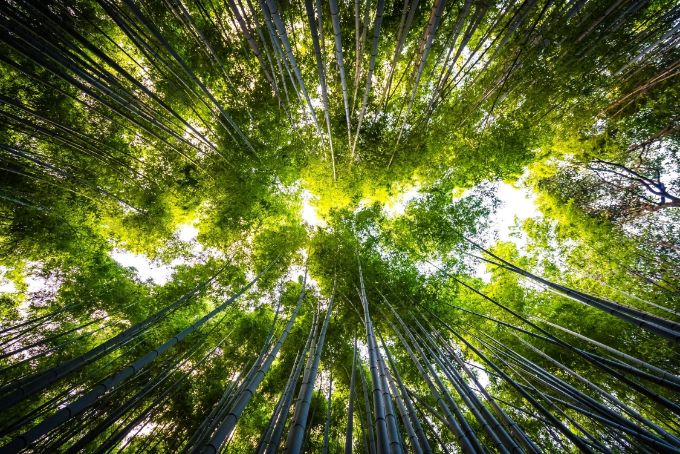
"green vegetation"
0,0,678,452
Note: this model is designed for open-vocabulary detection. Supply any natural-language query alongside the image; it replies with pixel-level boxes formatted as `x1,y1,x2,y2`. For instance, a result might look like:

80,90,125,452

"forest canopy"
0,0,679,452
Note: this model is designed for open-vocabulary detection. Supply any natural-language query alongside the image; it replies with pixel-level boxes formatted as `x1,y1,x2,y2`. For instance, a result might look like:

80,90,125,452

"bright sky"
382,180,540,244
0,265,61,295
383,185,421,218
494,182,540,243
0,266,17,293
110,222,203,285
476,182,540,281
2,183,540,292
300,189,326,227
109,249,177,285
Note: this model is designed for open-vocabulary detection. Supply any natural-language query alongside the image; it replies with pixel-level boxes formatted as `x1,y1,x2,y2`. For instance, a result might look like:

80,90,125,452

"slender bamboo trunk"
345,334,357,454
0,265,233,409
357,260,391,454
200,275,309,452
323,370,333,454
359,365,377,454
285,279,336,453
351,0,385,159
329,0,352,144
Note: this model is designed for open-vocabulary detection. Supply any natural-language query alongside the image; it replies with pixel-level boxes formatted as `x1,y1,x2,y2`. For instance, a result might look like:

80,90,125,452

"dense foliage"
0,0,678,452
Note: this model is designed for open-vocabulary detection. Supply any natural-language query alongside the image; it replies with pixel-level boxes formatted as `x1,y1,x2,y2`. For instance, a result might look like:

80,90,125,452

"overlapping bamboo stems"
187,340,275,449
120,0,256,154
305,0,336,179
431,308,680,452
572,268,680,317
483,344,614,453
432,0,521,108
255,0,302,121
98,0,239,157
259,304,320,453
359,364,377,454
92,0,247,158
381,0,420,109
428,329,540,454
437,295,680,393
0,265,230,409
496,332,680,443
356,259,394,454
468,243,680,341
380,332,432,454
351,0,385,159
481,335,665,452
377,333,426,454
383,302,481,453
387,310,486,453
405,387,453,454
537,317,680,385
390,0,447,162
163,0,240,96
474,0,555,128
410,317,521,454
70,320,237,452
225,0,281,101
1,1,227,172
188,296,287,450
328,0,352,144
427,279,680,436
1,263,274,451
263,0,324,138
426,0,475,109
0,100,150,187
0,144,140,211
352,0,371,114
363,299,401,453
375,339,403,453
427,309,596,452
285,276,336,453
200,273,310,452
256,351,303,453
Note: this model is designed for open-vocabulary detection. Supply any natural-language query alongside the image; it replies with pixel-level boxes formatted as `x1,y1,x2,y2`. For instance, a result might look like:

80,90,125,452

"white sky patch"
25,274,49,294
110,249,176,285
110,220,220,285
301,190,326,228
0,265,64,323
467,358,490,389
122,422,156,446
357,339,369,363
493,182,540,244
177,223,199,243
470,181,542,282
383,185,421,218
0,266,17,294
415,258,443,276
289,255,325,303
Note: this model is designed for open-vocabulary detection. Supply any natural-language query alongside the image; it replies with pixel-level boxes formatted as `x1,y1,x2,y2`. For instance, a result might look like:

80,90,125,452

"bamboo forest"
1,0,680,452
